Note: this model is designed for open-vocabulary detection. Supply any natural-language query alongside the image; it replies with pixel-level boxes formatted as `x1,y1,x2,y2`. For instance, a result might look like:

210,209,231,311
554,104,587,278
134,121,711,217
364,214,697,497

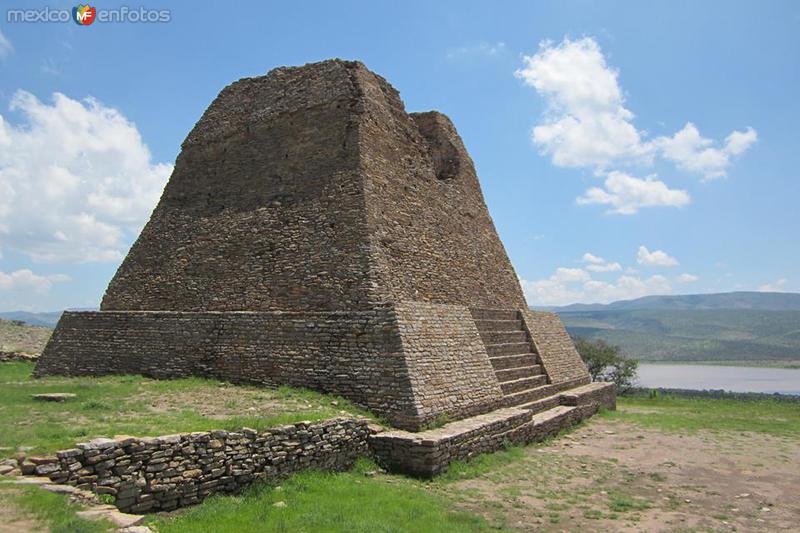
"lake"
637,363,800,395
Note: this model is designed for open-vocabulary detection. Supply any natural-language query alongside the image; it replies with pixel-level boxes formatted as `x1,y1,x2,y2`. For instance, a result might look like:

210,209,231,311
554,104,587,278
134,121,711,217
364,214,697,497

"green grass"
0,362,372,458
604,394,800,436
152,459,498,533
437,444,526,483
0,484,112,532
606,491,651,513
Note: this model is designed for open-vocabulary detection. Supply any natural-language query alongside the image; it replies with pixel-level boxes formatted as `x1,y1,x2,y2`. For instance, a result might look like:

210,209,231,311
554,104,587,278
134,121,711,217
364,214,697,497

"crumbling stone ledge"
17,417,371,514
0,351,39,363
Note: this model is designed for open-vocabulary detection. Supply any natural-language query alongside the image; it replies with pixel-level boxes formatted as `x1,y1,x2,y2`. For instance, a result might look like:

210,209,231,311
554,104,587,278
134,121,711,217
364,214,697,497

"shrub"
572,337,638,393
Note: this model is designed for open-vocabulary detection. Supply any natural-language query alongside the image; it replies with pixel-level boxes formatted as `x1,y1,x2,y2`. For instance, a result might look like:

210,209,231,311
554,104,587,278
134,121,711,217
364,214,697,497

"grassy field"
602,391,800,436
2,363,799,531
152,458,495,533
0,319,52,354
0,362,371,459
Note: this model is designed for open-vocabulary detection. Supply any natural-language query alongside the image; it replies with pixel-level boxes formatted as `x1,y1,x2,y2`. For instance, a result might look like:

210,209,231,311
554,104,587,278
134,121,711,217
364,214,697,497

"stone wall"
36,303,505,432
102,61,376,313
521,310,591,386
26,418,369,514
357,68,526,309
394,302,504,425
100,60,524,313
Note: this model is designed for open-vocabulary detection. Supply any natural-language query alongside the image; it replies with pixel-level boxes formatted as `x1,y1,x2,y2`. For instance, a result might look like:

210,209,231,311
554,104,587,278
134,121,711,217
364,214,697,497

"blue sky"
0,0,797,311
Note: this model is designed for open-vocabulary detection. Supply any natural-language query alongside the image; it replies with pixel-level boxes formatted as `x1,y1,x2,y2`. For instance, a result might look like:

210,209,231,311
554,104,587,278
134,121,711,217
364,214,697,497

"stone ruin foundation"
35,60,614,481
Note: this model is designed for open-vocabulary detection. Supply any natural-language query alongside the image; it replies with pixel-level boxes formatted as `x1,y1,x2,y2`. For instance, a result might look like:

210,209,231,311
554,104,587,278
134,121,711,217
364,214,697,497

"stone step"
470,308,519,321
485,342,533,357
479,330,527,344
517,392,563,415
488,353,536,371
500,375,548,395
473,319,523,332
502,383,560,407
494,364,542,382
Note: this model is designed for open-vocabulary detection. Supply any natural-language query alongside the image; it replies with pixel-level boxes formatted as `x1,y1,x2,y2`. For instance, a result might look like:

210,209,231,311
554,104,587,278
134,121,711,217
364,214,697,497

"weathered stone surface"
34,59,601,432
0,351,39,363
32,393,76,402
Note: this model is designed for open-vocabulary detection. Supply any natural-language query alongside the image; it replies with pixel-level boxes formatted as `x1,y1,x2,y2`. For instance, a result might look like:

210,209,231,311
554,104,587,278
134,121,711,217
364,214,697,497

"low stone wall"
25,418,370,514
0,351,39,363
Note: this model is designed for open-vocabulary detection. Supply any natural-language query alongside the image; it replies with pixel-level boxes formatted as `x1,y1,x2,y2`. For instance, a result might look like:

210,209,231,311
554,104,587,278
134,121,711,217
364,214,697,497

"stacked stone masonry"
36,58,605,436
37,304,508,432
370,382,615,477
27,418,370,514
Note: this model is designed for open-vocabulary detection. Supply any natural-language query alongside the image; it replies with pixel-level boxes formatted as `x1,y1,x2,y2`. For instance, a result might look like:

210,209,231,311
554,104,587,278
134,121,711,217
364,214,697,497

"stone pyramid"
36,60,594,431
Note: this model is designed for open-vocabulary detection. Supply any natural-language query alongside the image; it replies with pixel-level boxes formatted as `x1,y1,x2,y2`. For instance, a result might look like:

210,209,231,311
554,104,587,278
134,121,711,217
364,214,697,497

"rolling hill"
536,292,800,364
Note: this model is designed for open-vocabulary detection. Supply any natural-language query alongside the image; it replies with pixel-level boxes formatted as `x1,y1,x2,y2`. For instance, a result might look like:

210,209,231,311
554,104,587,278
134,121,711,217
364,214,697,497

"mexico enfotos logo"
6,4,171,24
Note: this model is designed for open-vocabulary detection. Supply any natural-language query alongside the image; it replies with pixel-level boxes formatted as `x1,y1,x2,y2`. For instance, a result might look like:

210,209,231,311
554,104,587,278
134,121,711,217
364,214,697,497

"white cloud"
0,91,172,263
0,29,12,59
522,270,671,306
656,123,757,180
637,245,679,267
576,171,690,215
758,278,787,292
516,36,757,211
0,269,69,294
447,42,506,60
515,37,652,170
553,267,591,283
677,273,699,283
581,252,621,272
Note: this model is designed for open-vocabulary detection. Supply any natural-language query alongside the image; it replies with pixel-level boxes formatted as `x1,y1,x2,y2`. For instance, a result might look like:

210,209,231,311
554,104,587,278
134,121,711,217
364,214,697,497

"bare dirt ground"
444,418,800,532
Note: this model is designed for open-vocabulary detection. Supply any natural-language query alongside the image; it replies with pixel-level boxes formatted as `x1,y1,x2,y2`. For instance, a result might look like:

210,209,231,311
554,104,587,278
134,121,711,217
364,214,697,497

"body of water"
637,364,800,395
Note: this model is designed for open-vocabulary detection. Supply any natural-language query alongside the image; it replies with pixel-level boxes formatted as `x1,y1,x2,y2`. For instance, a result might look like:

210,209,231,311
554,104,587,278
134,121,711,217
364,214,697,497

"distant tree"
572,336,638,393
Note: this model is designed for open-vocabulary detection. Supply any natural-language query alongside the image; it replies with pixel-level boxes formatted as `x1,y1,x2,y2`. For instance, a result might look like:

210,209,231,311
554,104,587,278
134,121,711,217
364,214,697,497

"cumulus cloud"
576,171,690,215
0,269,69,293
522,270,671,307
581,252,621,272
657,123,758,180
521,246,687,306
0,29,12,59
516,37,756,212
515,37,652,170
637,246,679,267
0,91,172,263
758,278,787,292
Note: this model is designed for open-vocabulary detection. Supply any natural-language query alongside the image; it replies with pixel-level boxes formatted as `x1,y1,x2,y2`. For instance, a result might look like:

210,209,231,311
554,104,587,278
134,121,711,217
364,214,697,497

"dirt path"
444,419,800,531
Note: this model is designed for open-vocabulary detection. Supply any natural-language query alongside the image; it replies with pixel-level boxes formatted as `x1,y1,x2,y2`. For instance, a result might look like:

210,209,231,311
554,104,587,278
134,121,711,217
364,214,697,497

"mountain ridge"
533,291,800,313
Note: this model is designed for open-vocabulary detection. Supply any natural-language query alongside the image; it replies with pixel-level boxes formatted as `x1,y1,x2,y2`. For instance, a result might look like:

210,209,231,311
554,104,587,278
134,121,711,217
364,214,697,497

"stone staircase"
471,308,558,408
369,308,616,477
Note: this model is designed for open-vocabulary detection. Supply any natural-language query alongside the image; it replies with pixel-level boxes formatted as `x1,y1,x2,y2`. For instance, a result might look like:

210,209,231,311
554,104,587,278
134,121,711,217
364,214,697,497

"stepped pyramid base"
369,382,615,477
